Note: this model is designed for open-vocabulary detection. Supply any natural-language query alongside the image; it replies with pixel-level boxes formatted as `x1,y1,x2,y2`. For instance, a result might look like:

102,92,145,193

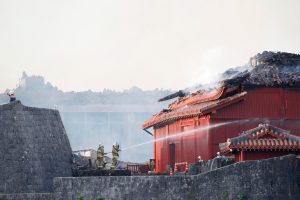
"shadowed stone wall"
188,157,234,175
189,155,300,200
0,193,53,200
0,101,72,193
54,155,300,200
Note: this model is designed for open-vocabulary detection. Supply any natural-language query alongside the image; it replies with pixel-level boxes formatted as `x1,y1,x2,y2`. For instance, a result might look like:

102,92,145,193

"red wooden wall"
153,88,300,172
210,88,300,159
154,116,210,172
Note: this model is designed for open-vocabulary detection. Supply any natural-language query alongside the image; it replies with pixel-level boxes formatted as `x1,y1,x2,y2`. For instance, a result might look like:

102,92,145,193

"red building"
219,124,300,162
142,52,300,173
143,87,300,172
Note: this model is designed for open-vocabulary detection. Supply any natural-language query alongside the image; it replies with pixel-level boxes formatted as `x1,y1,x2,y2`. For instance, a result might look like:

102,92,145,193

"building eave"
219,124,300,154
142,91,247,129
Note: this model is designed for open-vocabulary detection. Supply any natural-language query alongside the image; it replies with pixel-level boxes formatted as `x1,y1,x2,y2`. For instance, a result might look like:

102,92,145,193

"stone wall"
0,193,52,200
188,157,234,175
189,155,300,200
54,176,192,200
0,101,73,193
54,155,300,200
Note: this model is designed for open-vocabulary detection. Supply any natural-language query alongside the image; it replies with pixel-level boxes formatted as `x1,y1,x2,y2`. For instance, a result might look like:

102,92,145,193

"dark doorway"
169,143,176,169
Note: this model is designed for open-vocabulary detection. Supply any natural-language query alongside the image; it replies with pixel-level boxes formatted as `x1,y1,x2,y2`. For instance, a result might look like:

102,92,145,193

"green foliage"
78,196,84,200
223,191,229,199
77,196,104,200
234,193,245,200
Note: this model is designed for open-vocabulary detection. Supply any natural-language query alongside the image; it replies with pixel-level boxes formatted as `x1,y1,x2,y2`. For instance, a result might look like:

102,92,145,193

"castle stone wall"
0,101,72,193
0,193,53,200
54,155,300,200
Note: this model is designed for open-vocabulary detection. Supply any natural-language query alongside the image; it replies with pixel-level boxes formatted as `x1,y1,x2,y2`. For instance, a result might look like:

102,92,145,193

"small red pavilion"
219,124,300,162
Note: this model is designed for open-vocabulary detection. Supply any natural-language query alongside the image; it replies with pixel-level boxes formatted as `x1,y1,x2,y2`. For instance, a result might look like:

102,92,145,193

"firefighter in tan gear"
97,143,106,169
110,142,120,170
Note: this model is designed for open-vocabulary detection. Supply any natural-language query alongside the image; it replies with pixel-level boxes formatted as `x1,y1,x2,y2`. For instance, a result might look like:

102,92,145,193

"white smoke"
184,47,251,94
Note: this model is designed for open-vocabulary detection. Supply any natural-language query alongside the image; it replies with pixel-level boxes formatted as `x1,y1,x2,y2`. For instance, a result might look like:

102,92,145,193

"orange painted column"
240,150,244,161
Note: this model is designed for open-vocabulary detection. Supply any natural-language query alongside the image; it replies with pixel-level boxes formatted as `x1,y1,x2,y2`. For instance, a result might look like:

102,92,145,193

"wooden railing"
126,164,150,174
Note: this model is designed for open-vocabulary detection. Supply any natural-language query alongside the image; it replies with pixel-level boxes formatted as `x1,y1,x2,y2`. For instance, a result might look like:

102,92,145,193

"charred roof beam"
143,128,153,136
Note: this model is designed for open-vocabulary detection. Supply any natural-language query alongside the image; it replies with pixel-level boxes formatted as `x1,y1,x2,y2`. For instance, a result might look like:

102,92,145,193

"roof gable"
142,91,247,129
168,86,240,110
219,124,300,154
230,124,298,143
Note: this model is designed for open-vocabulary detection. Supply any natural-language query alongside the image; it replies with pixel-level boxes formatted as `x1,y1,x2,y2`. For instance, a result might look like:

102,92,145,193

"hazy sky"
0,0,299,92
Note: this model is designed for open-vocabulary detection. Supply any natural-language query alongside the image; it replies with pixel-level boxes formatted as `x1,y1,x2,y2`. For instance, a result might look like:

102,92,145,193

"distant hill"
0,72,172,108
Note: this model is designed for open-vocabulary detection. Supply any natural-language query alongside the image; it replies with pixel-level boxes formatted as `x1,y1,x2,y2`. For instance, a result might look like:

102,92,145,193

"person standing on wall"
7,90,16,102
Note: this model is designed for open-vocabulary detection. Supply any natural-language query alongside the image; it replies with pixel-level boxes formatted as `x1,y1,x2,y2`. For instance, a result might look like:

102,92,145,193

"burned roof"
159,51,300,102
143,51,300,129
223,51,300,88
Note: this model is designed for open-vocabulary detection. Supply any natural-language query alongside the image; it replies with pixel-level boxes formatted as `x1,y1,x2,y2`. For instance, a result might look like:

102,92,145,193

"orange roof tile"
219,124,300,154
142,91,247,129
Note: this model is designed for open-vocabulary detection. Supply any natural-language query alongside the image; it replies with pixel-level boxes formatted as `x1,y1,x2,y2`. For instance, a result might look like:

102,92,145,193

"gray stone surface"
54,155,300,200
0,101,73,193
54,175,194,200
189,155,300,200
0,193,53,200
188,157,234,175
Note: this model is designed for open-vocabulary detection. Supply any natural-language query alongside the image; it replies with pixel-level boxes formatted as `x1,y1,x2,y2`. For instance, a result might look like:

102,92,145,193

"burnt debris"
159,51,300,102
223,51,300,88
158,90,186,102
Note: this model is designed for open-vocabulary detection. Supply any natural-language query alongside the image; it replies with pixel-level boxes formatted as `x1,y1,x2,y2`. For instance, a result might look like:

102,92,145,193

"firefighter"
149,159,155,172
110,142,121,170
7,90,16,102
97,143,106,169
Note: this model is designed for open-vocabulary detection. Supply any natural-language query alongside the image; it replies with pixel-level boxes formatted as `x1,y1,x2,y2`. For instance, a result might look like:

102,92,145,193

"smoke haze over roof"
0,0,299,92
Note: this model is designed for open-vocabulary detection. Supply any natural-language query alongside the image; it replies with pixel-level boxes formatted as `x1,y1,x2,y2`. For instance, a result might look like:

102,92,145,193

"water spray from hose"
122,119,255,151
